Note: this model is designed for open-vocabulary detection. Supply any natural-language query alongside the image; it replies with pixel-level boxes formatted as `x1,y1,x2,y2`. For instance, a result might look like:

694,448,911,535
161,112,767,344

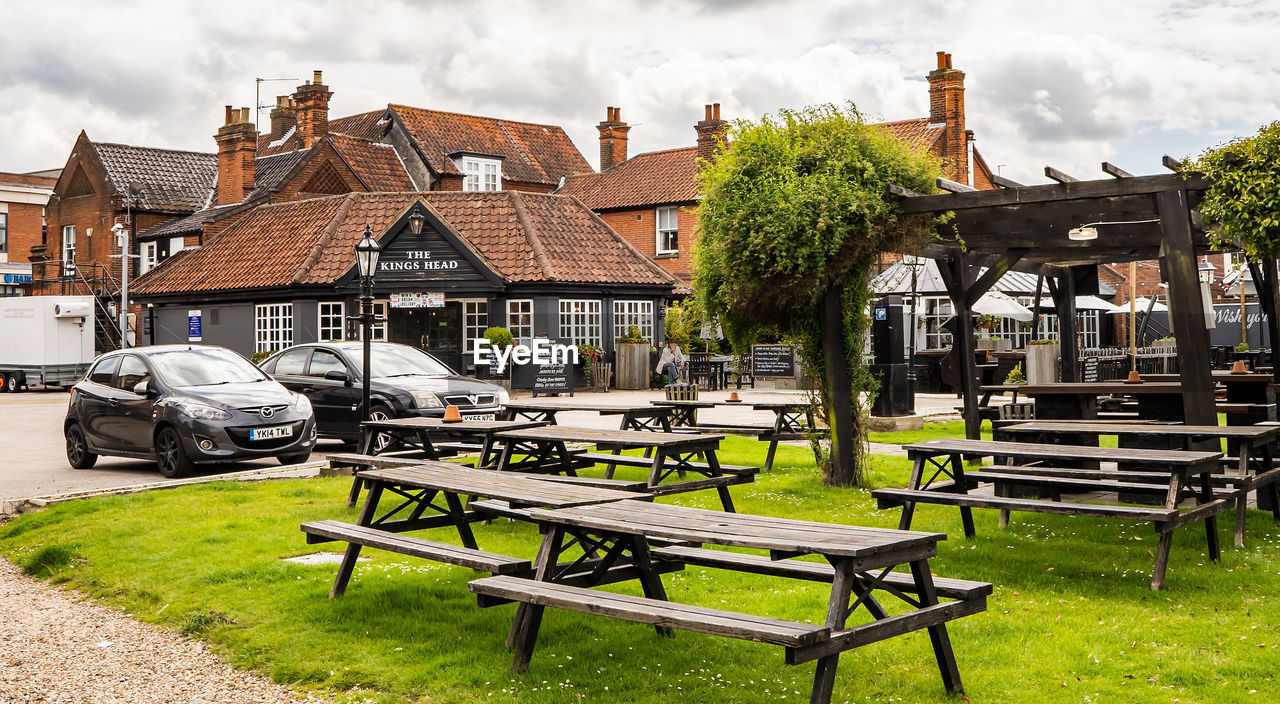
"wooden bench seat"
574,451,759,476
508,473,652,492
690,423,772,437
649,546,992,601
978,465,1244,486
468,575,831,648
301,520,530,575
963,470,1239,499
872,487,1180,521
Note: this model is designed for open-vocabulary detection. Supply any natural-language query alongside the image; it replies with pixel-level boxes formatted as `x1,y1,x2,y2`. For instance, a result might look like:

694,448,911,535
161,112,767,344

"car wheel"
155,426,194,478
6,373,20,392
65,423,98,469
368,403,399,453
278,451,312,465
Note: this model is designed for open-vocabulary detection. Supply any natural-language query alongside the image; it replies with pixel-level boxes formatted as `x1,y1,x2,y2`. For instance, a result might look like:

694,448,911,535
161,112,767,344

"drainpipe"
966,130,975,189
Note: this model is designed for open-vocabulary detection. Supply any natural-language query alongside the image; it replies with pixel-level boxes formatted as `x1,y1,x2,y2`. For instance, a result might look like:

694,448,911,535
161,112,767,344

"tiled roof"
874,117,945,153
137,203,245,239
557,146,699,210
390,105,591,186
252,149,309,196
328,134,416,191
257,128,301,156
328,110,389,141
132,192,675,296
91,142,217,212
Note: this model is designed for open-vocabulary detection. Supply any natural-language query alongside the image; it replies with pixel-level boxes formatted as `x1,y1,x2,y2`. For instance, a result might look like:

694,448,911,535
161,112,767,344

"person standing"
656,339,687,385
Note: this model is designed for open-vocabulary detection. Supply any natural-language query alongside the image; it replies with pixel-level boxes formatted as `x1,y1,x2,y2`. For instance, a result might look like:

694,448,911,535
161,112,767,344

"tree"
695,104,944,487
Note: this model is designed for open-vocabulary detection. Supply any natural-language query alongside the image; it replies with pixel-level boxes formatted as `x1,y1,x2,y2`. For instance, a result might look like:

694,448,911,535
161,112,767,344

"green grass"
2,436,1278,703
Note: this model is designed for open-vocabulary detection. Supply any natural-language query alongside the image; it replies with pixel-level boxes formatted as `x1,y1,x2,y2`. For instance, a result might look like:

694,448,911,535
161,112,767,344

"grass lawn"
2,436,1278,703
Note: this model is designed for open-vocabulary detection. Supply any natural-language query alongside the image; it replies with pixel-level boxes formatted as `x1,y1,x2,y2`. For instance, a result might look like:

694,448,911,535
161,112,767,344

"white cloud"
0,0,1276,188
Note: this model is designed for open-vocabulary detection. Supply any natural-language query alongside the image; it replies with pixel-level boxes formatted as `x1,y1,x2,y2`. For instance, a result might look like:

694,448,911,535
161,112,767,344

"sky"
1,0,1277,184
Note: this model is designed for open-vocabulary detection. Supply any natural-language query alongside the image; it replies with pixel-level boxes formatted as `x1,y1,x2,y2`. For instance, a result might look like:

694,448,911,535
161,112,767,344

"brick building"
0,168,58,295
557,52,998,281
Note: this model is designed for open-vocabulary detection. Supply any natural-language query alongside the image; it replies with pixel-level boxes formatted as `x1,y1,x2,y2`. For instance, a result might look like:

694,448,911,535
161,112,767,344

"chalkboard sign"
751,344,796,377
1082,356,1100,383
532,362,575,397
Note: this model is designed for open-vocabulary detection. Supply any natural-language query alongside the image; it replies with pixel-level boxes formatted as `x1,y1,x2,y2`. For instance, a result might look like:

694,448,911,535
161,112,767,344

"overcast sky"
2,0,1276,184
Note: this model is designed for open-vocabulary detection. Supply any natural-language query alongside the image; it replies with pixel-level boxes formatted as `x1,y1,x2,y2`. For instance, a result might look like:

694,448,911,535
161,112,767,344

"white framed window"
359,300,388,341
462,157,502,192
318,301,345,341
558,299,601,347
169,236,185,259
0,212,7,253
255,303,294,353
656,206,678,255
61,225,76,272
462,300,489,354
140,242,158,274
507,299,533,345
613,300,653,342
921,297,953,350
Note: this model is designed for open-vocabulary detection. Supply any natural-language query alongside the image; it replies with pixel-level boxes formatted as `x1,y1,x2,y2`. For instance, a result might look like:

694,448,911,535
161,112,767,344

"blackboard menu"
1082,356,1100,383
752,344,796,377
532,363,574,397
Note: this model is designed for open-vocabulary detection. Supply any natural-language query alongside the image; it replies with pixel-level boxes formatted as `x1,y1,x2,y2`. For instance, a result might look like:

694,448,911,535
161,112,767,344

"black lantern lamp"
408,209,425,236
354,224,381,425
355,224,382,283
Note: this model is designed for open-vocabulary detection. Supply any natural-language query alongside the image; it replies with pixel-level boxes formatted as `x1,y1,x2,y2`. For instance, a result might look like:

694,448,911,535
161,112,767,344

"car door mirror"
323,369,351,385
132,380,153,397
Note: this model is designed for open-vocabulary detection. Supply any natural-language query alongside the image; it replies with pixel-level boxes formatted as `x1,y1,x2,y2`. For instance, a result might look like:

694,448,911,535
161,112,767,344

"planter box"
615,342,651,390
979,338,1012,353
1026,343,1060,385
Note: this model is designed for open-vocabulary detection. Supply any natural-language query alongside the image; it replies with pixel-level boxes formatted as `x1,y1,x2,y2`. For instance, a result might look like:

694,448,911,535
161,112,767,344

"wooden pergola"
891,164,1280,440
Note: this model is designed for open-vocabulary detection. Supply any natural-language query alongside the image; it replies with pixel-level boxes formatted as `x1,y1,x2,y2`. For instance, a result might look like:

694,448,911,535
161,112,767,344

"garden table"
500,400,677,431
304,460,637,598
469,499,988,703
651,398,825,471
491,425,751,511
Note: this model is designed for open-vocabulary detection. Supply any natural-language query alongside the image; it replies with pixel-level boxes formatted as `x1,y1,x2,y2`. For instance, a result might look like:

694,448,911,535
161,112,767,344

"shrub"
482,327,514,349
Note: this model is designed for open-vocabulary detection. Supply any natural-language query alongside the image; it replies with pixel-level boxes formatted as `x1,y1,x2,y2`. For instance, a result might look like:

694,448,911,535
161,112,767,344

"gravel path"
0,560,331,704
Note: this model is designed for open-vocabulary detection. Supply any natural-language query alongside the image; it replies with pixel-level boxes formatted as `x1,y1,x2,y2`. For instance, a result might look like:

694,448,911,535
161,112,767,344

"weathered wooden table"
500,400,677,431
1020,382,1187,420
1000,420,1280,546
468,499,988,704
303,460,637,598
652,398,825,471
491,425,752,511
873,438,1228,589
347,417,546,506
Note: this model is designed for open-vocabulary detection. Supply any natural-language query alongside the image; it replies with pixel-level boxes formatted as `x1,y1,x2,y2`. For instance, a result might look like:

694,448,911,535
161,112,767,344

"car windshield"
148,348,270,387
346,345,453,378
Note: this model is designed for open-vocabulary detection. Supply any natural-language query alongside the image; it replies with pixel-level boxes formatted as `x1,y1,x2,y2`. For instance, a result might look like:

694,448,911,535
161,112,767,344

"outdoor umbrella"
1037,295,1123,313
1106,297,1168,313
971,290,1033,322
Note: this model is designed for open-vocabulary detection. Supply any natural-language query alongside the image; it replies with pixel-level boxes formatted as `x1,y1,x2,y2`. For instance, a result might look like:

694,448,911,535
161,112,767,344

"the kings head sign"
379,249,460,273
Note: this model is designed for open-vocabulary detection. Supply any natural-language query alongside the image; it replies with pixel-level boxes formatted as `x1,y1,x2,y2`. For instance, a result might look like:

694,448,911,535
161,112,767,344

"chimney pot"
713,103,720,120
937,51,947,69
313,70,323,84
945,53,953,69
225,105,233,125
597,105,630,170
704,104,713,120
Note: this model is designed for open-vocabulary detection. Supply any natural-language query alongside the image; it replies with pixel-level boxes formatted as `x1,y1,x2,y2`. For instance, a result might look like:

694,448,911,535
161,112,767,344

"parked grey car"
64,345,317,477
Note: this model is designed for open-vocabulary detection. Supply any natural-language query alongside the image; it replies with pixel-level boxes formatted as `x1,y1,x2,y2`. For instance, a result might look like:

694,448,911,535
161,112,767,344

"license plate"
250,425,294,441
465,413,496,422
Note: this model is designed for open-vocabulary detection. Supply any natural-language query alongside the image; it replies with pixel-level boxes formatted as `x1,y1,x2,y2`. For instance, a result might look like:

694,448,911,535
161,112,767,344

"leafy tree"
695,104,944,487
1190,121,1280,258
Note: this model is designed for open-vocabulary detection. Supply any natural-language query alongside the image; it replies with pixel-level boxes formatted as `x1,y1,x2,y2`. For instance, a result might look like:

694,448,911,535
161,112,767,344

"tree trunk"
820,284,858,487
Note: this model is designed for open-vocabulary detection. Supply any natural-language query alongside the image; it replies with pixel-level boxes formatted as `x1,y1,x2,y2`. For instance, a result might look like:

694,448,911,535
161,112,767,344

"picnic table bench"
499,400,677,432
998,421,1280,546
302,460,639,598
872,438,1229,589
468,499,988,703
492,425,752,511
652,398,826,471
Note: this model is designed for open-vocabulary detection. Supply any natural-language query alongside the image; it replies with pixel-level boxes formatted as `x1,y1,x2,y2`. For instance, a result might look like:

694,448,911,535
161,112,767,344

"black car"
260,342,509,442
64,345,317,477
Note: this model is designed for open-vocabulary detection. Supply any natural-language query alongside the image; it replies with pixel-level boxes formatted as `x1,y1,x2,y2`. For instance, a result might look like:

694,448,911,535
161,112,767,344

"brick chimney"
269,95,297,141
695,103,727,164
597,106,631,171
215,106,257,205
294,70,332,148
928,51,968,184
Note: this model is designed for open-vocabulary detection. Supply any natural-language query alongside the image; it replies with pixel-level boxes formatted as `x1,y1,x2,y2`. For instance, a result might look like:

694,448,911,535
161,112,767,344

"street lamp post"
353,224,382,422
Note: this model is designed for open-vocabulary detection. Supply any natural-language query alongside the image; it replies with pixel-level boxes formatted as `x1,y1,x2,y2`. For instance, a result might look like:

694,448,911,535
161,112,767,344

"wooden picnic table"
873,437,1229,589
468,499,987,703
500,400,676,432
1021,382,1187,420
302,460,637,598
491,425,751,511
651,398,825,471
1000,421,1280,546
347,417,546,506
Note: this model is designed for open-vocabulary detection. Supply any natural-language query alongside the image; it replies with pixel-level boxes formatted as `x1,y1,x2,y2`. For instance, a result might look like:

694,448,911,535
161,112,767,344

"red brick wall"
598,203,698,280
274,142,364,201
3,202,45,264
431,174,552,194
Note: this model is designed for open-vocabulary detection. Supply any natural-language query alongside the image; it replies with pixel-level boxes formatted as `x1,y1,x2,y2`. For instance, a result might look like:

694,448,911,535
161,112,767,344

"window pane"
319,302,345,341
255,303,294,353
272,347,309,375
308,349,345,377
88,356,120,385
507,299,533,345
115,355,150,391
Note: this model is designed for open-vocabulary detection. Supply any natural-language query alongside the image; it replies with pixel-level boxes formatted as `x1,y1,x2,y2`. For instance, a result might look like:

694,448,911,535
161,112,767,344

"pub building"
129,191,679,388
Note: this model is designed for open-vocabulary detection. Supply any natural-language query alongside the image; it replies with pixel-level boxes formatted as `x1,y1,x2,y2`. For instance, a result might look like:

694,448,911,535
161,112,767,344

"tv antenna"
255,77,300,135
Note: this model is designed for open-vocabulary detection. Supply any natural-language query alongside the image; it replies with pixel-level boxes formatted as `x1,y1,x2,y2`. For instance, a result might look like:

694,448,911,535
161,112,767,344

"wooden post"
1129,261,1138,369
1030,275,1045,342
820,284,857,486
1248,259,1280,381
1158,189,1217,430
940,254,982,440
1052,271,1079,382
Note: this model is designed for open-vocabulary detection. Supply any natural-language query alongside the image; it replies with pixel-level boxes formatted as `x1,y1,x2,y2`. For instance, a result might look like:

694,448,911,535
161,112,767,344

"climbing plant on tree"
695,104,945,487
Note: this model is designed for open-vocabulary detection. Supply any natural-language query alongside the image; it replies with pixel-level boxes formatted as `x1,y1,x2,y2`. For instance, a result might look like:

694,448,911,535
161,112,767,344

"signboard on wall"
390,292,445,308
187,310,202,342
532,362,574,397
751,344,796,377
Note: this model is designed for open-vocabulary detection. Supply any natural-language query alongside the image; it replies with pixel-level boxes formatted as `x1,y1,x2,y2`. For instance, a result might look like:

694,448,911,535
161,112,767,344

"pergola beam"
1162,155,1183,172
1044,165,1079,183
989,173,1025,189
897,173,1209,213
936,177,976,193
1101,162,1134,178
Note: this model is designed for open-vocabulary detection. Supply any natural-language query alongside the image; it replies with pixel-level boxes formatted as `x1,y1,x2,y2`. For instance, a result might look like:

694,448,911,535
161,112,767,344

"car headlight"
496,387,510,406
293,393,312,414
172,401,231,421
410,391,443,409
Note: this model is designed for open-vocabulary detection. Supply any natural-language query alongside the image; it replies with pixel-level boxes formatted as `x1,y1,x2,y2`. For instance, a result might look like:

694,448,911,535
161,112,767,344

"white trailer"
0,296,96,392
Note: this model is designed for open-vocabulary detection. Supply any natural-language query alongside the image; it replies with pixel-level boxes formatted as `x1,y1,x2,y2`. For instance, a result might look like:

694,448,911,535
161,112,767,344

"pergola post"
1048,273,1079,382
1247,258,1280,382
1158,189,1217,429
940,253,982,440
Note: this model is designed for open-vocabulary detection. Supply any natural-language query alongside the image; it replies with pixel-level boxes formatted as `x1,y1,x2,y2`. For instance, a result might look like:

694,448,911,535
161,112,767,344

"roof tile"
91,142,216,212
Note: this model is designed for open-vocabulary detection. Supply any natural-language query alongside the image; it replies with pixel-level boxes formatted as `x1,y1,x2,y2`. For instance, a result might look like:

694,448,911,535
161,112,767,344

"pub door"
388,303,464,371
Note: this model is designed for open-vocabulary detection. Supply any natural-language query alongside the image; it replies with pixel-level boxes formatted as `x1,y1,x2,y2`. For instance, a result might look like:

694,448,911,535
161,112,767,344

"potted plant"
1025,338,1060,384
480,327,514,388
578,344,610,391
1004,361,1026,385
614,325,650,389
